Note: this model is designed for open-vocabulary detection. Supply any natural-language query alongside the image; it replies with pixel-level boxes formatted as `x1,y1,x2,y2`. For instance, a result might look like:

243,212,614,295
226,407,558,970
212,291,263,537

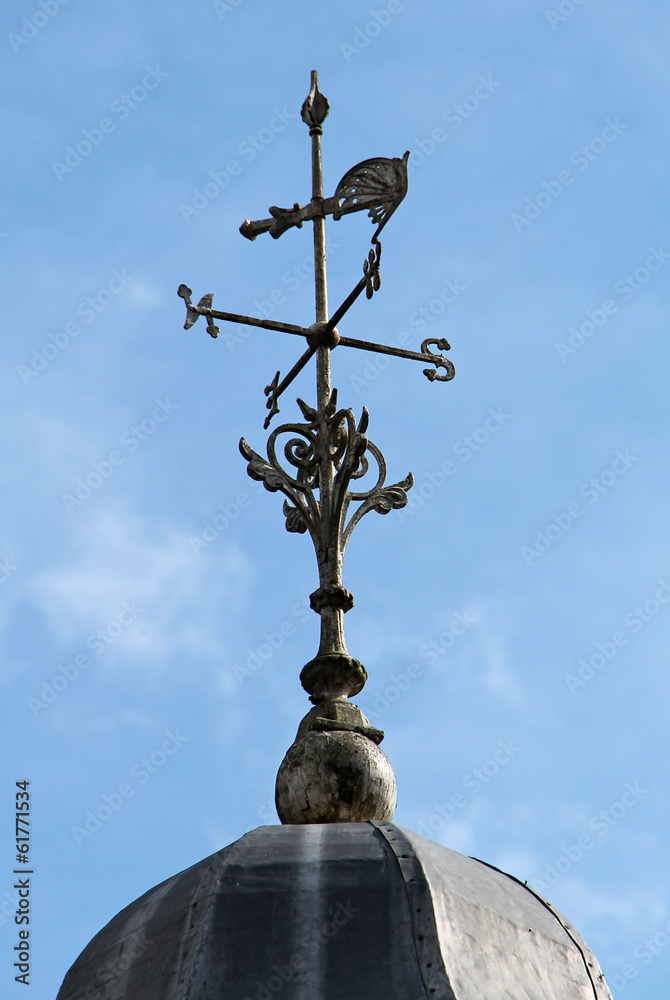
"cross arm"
260,330,453,431
336,335,455,383
324,243,382,333
178,285,308,339
240,197,339,242
263,346,317,429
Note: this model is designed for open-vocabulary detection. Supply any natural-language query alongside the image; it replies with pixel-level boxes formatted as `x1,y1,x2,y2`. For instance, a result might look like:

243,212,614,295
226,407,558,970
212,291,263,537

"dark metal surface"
374,822,458,1000
471,857,612,1000
56,822,613,1000
406,830,614,1000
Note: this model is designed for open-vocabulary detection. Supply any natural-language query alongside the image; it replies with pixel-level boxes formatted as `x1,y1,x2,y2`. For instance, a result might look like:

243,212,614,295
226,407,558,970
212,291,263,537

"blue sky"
2,1,670,996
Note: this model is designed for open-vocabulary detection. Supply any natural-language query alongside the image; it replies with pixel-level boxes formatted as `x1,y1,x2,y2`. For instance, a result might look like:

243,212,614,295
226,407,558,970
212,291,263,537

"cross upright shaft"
306,72,331,402
302,71,350,686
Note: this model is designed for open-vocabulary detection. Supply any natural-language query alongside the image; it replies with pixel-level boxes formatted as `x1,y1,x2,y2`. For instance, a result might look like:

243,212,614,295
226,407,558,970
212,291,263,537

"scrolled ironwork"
421,337,456,382
239,390,413,571
342,442,413,551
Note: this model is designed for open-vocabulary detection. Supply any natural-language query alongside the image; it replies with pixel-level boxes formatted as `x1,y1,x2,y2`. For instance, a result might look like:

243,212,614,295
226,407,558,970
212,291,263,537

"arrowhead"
301,70,329,129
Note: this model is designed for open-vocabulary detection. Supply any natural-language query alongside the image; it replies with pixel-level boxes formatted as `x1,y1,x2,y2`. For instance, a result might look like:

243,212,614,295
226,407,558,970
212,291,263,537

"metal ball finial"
275,698,397,824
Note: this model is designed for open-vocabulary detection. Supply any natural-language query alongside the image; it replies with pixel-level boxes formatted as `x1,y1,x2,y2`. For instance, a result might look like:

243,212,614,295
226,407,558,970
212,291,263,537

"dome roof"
57,822,613,1000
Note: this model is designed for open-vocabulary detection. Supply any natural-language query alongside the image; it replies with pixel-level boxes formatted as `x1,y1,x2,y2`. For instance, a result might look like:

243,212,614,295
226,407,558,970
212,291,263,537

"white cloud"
481,635,525,705
128,281,165,309
547,879,666,940
492,847,541,883
28,505,256,666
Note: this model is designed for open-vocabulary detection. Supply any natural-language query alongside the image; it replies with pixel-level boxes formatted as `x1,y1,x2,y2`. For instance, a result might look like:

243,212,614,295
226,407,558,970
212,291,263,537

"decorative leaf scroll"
333,152,410,243
263,371,282,428
239,390,413,566
283,499,308,534
363,244,381,299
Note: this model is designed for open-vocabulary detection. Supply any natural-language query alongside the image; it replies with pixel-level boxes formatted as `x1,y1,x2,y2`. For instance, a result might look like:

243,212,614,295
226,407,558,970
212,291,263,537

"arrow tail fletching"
333,152,409,242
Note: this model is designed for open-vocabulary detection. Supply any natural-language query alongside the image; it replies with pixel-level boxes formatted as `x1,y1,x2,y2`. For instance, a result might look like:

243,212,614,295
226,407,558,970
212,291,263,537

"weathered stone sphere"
275,730,397,824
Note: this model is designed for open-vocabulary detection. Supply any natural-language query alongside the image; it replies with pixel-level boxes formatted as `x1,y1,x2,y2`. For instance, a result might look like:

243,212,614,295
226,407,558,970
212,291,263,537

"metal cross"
179,71,455,709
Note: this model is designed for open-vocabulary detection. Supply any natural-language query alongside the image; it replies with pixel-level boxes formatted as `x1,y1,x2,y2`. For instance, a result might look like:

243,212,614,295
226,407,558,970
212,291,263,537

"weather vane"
179,70,455,824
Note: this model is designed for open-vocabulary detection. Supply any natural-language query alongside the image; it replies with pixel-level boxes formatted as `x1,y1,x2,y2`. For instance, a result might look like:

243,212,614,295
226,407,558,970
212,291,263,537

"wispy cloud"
28,505,255,663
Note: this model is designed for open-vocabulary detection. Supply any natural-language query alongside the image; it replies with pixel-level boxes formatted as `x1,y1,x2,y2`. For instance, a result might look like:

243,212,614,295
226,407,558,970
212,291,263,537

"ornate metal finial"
179,72,455,824
301,69,329,133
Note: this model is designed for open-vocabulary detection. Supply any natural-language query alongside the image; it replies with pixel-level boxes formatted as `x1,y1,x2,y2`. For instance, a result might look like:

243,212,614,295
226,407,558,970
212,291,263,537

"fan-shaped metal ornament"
238,152,409,245
333,152,409,243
